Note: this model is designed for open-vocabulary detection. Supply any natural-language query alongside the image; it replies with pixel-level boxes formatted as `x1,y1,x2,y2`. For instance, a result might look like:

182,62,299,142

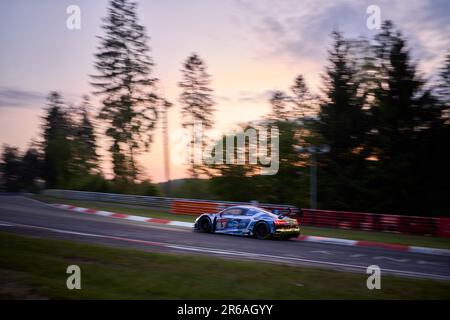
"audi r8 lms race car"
194,205,300,240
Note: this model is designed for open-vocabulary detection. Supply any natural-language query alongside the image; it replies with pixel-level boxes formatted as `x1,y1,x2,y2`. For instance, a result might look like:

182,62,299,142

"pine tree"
372,22,424,161
71,95,99,177
315,31,370,210
0,145,22,191
91,0,158,182
411,53,450,215
269,90,289,120
436,53,450,113
290,75,315,118
179,53,215,177
370,21,446,214
42,92,72,188
19,147,42,192
319,31,368,164
0,146,42,192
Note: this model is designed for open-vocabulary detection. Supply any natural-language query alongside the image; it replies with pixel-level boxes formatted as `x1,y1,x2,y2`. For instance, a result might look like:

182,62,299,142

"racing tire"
253,222,272,240
198,217,212,233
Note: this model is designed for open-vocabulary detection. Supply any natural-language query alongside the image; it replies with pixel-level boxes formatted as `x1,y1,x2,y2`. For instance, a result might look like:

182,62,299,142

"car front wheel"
198,217,212,233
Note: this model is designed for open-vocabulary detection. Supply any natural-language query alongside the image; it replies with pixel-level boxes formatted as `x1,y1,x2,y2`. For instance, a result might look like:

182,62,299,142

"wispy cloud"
217,90,274,104
235,90,274,103
0,87,45,109
233,0,450,76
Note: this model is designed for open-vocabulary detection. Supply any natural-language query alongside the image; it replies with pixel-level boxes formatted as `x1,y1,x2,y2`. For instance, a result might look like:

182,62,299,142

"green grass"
31,195,450,249
0,231,449,299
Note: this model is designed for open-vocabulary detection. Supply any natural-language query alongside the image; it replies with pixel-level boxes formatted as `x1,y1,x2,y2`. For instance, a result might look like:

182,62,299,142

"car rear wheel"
198,217,212,233
254,222,271,240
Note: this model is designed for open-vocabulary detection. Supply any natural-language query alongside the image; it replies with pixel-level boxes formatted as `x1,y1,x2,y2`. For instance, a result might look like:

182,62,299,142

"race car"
194,205,300,240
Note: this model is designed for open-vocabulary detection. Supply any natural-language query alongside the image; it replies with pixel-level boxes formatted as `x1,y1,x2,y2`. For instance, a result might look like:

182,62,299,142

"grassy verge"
30,194,450,249
1,231,449,299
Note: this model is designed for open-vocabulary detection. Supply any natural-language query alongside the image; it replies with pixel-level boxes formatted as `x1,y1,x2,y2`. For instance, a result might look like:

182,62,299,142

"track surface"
0,195,449,280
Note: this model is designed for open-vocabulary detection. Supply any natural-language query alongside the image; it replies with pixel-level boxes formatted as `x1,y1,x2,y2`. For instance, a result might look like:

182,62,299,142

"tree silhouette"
0,146,22,192
42,92,72,188
91,0,158,182
314,31,371,210
369,21,448,214
269,90,289,120
179,53,215,177
70,95,99,177
291,75,315,118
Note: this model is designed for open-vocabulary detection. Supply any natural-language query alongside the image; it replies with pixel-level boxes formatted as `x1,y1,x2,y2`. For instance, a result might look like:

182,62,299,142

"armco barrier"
171,200,220,215
170,199,297,216
301,209,442,237
42,189,298,215
42,189,172,209
42,189,449,237
438,218,450,238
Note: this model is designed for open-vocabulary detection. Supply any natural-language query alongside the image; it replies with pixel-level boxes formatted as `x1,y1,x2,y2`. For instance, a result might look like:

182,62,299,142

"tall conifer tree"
91,0,158,182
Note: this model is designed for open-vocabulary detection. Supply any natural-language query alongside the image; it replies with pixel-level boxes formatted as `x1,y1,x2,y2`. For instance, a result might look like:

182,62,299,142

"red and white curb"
53,204,193,228
53,203,450,257
297,235,450,256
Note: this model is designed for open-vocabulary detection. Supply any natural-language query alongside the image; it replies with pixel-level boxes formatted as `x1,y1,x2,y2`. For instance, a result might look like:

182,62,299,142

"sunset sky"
1,0,449,182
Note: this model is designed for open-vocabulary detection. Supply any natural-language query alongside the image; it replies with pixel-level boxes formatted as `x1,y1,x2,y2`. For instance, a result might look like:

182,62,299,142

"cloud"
234,0,344,60
235,90,274,103
0,87,45,109
216,90,274,105
232,0,450,76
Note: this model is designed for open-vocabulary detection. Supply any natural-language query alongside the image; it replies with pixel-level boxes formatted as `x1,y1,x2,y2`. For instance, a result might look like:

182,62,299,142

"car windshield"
222,207,246,215
221,207,280,218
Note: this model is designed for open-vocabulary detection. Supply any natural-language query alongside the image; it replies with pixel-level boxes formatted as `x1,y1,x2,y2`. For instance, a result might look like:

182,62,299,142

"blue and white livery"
193,205,300,240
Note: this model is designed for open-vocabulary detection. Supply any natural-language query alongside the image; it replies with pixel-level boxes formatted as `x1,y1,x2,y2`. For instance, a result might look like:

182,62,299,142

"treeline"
0,92,157,195
205,23,450,217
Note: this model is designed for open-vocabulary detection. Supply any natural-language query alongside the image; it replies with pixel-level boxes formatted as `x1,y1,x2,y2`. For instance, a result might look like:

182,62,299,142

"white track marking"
311,250,332,255
0,223,14,227
373,256,410,263
409,246,450,256
167,221,194,228
302,236,358,246
138,224,191,232
417,260,446,266
0,219,448,281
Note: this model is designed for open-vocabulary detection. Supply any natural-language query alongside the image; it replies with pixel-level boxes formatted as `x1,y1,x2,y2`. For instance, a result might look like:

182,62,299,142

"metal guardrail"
42,189,298,213
42,189,172,209
301,209,443,237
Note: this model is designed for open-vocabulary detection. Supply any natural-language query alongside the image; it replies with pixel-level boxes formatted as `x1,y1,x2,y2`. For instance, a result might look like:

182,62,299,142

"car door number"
217,218,228,229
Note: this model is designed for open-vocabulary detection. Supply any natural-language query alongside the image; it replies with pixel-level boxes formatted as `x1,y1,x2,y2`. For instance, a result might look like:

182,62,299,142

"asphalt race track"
0,195,449,281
